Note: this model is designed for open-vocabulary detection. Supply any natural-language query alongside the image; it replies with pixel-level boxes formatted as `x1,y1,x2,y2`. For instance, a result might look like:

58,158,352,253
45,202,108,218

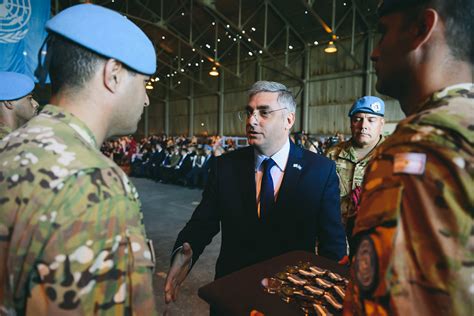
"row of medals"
261,262,348,315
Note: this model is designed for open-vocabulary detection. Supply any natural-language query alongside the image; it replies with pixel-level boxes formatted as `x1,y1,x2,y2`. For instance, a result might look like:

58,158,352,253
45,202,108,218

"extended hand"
164,242,193,304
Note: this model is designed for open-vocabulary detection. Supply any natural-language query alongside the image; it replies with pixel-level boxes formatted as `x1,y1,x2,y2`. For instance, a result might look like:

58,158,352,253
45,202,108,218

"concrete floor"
132,177,221,315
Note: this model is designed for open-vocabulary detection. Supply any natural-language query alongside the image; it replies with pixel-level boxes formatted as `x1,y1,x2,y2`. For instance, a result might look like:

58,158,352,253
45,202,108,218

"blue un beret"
0,72,35,101
377,0,429,16
348,96,385,117
46,4,156,75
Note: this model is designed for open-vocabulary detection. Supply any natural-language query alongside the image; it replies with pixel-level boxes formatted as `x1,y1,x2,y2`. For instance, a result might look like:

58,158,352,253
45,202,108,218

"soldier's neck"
0,106,16,130
399,59,472,116
353,137,380,161
50,92,108,148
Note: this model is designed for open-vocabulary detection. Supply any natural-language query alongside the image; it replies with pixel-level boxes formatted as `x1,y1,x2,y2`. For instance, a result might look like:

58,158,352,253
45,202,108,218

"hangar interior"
54,0,405,138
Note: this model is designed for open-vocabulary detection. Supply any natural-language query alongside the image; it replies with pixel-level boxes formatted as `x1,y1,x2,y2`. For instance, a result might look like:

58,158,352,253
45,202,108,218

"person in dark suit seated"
148,143,166,180
187,145,214,188
185,147,205,187
171,146,195,185
159,146,181,183
164,81,346,307
136,145,151,177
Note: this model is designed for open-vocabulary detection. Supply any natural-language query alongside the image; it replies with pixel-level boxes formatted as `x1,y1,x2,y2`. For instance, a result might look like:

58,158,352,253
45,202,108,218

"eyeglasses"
237,107,287,121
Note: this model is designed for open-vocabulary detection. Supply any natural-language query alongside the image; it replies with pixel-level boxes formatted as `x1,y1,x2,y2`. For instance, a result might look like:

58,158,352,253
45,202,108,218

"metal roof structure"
54,0,380,97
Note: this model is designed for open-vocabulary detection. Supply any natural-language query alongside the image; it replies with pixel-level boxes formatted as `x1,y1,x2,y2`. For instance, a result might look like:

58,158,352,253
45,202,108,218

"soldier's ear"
103,59,124,93
411,8,439,51
3,101,14,110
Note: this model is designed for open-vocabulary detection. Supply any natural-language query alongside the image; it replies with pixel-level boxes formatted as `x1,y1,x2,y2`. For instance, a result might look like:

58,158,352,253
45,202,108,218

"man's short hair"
49,35,105,94
398,0,472,64
248,81,297,113
49,35,138,95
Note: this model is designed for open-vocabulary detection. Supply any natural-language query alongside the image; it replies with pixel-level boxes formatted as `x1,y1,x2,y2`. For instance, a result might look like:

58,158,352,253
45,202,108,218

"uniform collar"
0,123,12,136
40,104,98,148
337,135,385,162
337,141,358,162
418,83,474,113
254,138,290,172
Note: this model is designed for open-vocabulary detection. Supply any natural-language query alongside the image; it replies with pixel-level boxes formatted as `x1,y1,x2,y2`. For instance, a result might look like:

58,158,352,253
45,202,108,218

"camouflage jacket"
344,84,474,316
325,137,383,227
0,105,157,315
0,123,11,140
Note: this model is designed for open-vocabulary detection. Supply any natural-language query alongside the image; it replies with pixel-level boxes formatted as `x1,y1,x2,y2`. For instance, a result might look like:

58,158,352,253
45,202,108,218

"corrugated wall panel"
224,91,248,111
148,102,165,135
289,85,302,132
263,52,304,84
383,99,405,123
224,59,258,91
311,36,366,75
309,75,364,105
223,91,247,135
224,112,246,136
309,103,352,135
194,95,218,136
170,100,188,136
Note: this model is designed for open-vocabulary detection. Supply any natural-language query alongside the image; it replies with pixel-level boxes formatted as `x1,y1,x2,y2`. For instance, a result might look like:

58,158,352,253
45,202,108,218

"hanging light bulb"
324,41,337,53
209,66,219,77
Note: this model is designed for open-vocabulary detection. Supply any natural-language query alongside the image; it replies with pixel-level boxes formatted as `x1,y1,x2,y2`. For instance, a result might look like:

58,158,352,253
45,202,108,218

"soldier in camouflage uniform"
325,96,385,242
0,71,39,139
344,0,473,315
0,4,158,315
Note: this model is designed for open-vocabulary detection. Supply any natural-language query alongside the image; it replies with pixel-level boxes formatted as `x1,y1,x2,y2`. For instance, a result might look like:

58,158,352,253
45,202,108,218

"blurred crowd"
293,131,346,155
101,135,234,188
100,133,347,188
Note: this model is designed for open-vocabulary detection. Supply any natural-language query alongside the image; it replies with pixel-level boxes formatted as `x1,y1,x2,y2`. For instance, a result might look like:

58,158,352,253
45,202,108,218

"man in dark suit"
164,81,346,305
148,143,166,180
171,147,195,184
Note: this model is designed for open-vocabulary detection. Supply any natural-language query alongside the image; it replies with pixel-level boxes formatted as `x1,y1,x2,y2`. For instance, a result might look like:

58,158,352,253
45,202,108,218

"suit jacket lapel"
238,147,258,219
275,141,304,210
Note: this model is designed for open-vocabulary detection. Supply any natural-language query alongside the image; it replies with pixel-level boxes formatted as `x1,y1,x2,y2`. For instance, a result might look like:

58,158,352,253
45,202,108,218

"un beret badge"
371,102,382,112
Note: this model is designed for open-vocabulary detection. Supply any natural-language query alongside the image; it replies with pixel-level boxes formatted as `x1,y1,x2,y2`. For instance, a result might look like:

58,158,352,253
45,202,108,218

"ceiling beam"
300,0,333,35
196,0,303,83
130,0,243,80
123,13,243,81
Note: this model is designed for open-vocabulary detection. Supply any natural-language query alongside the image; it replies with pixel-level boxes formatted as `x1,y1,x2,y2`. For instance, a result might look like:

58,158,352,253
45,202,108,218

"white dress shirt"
254,138,290,218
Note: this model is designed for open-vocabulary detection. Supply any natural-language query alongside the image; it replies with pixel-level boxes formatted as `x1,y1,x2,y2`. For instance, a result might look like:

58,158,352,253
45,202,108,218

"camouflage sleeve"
345,141,473,316
26,169,157,315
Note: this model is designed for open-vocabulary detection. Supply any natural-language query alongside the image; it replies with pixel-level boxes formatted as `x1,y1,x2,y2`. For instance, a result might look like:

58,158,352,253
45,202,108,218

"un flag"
0,0,50,81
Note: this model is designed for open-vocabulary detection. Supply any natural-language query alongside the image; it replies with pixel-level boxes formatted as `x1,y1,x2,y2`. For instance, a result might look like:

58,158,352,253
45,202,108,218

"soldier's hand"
164,242,193,304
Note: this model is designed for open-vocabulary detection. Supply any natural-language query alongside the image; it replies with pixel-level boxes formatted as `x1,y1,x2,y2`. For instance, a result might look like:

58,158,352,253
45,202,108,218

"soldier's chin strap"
34,35,54,87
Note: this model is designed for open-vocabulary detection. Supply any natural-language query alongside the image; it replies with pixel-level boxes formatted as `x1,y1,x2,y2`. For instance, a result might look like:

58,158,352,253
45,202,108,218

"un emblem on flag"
0,0,32,43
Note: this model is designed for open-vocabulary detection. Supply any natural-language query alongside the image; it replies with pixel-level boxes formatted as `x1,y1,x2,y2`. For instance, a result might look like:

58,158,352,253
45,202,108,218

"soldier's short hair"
49,35,137,95
248,81,296,113
398,0,472,64
49,35,105,95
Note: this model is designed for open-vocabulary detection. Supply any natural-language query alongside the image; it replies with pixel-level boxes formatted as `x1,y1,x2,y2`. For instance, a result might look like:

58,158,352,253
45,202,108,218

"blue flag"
0,0,50,81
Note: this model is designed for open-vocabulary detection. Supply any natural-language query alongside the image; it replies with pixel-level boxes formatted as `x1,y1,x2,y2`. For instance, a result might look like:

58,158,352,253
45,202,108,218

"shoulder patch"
393,153,426,175
354,236,378,294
